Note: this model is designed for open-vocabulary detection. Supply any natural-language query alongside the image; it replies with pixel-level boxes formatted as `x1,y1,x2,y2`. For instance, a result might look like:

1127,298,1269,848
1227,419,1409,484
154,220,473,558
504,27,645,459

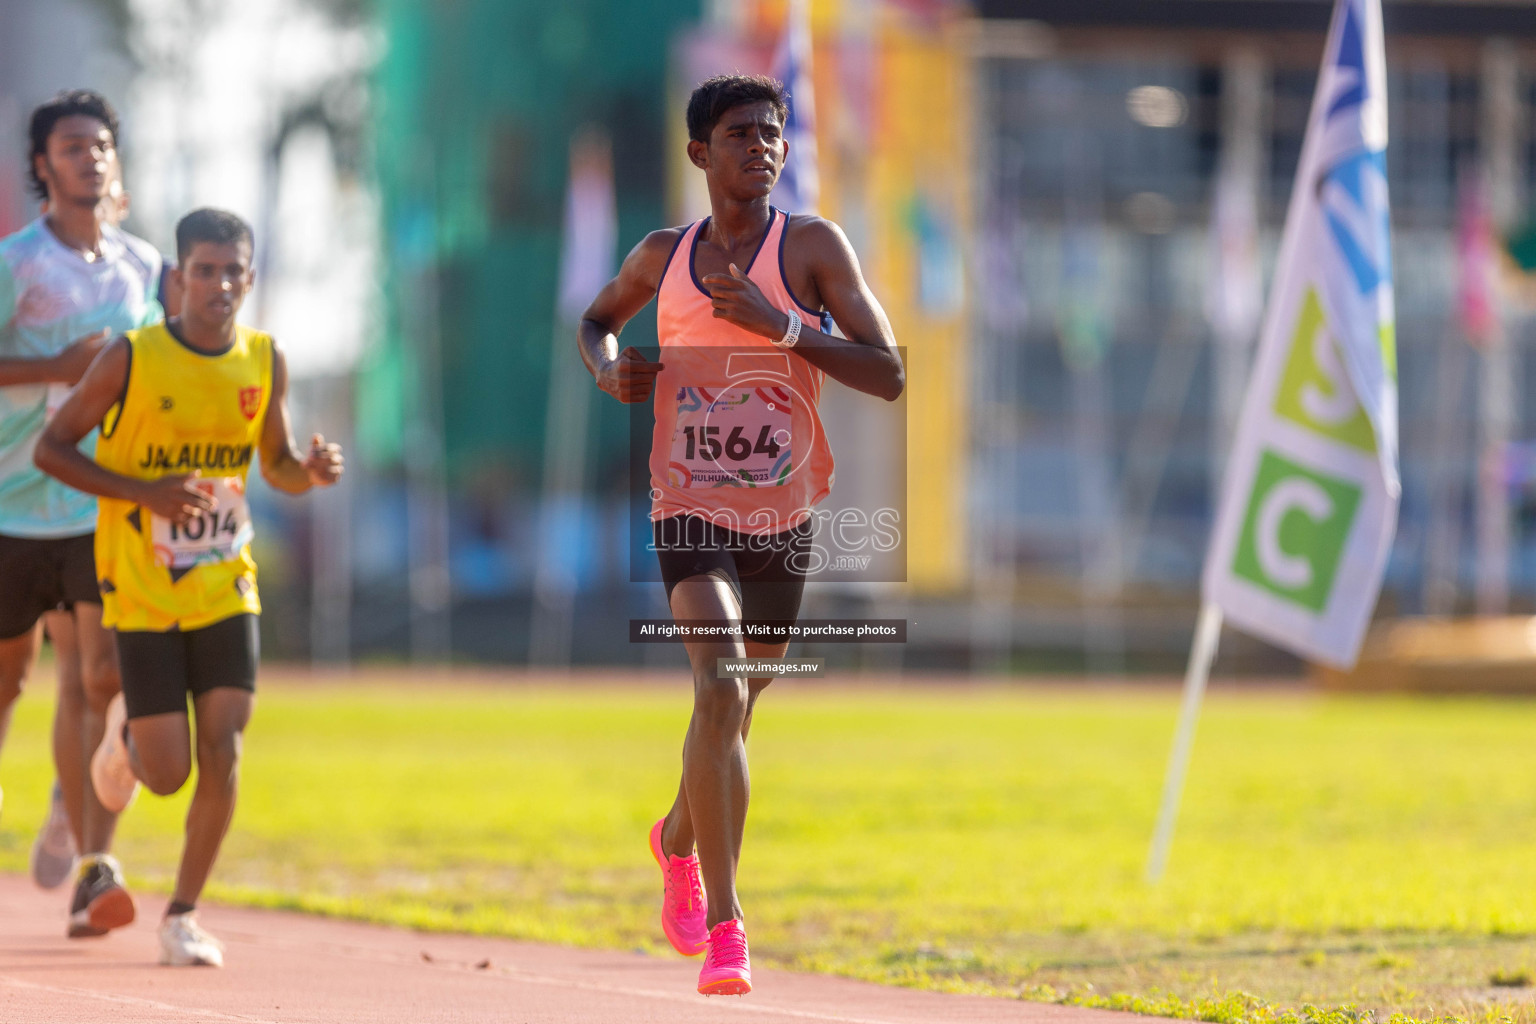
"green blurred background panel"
366,0,700,481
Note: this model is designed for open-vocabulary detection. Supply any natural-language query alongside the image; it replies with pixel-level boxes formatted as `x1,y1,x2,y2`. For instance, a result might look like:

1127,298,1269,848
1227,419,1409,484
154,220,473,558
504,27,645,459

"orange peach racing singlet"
651,208,835,536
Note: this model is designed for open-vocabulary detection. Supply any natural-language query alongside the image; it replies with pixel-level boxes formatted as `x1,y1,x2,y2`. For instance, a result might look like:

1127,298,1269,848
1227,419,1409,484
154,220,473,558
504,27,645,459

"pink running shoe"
698,918,751,996
649,818,708,955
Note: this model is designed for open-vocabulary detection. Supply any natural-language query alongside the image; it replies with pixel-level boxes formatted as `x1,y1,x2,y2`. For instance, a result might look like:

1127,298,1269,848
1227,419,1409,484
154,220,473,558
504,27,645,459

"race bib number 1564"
669,387,793,488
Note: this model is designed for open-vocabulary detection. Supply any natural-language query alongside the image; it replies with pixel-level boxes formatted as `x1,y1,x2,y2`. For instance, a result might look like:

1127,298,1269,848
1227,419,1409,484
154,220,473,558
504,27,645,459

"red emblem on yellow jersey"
239,386,262,421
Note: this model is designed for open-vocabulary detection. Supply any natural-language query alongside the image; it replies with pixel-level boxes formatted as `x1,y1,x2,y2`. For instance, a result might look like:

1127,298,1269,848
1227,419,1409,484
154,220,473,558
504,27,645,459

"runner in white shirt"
0,90,161,937
28,159,153,892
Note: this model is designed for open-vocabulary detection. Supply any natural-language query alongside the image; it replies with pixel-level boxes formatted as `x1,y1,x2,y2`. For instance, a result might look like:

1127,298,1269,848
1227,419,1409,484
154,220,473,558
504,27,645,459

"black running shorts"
0,533,100,640
116,613,259,720
653,514,811,641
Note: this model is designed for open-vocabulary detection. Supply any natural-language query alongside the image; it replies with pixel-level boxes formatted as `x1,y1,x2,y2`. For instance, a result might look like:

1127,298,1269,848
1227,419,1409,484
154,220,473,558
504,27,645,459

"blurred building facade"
358,0,1536,670
0,0,133,233
8,1,1536,668
962,0,1536,669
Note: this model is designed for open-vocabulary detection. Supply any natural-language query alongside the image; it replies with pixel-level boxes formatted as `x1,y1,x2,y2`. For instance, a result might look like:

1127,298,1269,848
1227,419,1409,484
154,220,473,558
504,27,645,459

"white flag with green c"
1204,0,1399,669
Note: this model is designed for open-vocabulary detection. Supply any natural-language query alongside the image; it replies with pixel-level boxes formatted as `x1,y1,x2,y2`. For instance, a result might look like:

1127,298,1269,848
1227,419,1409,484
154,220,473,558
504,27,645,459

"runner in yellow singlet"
35,208,343,967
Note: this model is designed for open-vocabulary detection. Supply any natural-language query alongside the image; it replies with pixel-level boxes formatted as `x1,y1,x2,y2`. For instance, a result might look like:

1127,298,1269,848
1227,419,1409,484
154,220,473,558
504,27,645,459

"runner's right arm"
33,336,214,523
577,229,675,404
0,259,112,385
0,248,150,387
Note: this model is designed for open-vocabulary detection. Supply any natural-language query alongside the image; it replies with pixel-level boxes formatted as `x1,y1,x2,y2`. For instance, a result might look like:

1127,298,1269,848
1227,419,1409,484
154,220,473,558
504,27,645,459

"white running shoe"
90,694,139,814
30,780,76,889
158,912,224,967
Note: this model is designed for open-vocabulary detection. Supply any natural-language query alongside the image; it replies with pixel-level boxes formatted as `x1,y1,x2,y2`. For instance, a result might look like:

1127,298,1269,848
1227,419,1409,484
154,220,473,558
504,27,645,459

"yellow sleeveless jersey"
94,322,273,631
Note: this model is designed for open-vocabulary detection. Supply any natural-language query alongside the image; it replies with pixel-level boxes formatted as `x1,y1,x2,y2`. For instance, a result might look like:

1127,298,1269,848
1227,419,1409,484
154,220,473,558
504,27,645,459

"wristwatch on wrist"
774,308,802,349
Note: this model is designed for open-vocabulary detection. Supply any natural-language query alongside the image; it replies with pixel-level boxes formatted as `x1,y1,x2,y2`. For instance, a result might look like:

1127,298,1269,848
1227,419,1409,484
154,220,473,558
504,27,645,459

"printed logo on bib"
151,476,254,570
669,386,793,488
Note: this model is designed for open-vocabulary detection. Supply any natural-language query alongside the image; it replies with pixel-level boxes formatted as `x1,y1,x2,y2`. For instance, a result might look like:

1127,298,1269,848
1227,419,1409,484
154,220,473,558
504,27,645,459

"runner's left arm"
257,343,344,494
34,337,217,524
699,219,903,401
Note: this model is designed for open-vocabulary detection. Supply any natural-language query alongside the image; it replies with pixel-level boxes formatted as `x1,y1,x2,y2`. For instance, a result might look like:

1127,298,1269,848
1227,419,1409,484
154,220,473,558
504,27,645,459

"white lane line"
0,975,290,1024
495,965,949,1024
217,929,971,1024
246,935,994,1024
3,958,983,1024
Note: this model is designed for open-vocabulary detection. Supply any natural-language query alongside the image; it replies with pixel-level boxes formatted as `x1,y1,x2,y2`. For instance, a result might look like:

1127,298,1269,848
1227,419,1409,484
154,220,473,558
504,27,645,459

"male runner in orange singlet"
577,74,903,996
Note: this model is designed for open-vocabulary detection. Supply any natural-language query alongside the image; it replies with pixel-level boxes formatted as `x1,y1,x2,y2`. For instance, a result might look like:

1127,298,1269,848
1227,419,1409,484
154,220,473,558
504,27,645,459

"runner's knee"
55,674,85,713
693,674,748,732
0,669,22,707
80,653,120,712
196,728,242,785
129,720,193,795
744,679,771,717
138,751,191,796
54,661,84,704
0,644,32,704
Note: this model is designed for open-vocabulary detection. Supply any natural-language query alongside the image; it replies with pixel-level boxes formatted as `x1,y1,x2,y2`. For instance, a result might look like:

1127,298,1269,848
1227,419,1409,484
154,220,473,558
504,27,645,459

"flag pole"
529,128,616,667
1146,601,1223,883
406,152,452,665
1474,40,1521,617
1151,0,1398,880
529,317,593,667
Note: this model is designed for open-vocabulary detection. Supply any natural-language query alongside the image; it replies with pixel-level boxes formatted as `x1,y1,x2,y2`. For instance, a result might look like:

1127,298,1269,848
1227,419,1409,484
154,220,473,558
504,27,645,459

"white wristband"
775,309,802,349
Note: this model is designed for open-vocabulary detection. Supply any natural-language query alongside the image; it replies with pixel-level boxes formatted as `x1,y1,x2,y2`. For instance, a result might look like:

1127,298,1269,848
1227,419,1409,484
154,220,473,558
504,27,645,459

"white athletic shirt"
0,218,162,538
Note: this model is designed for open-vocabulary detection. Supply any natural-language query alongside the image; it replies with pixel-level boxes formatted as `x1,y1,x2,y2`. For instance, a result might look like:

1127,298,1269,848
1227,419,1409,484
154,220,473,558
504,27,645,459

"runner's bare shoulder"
92,335,133,385
782,214,858,270
624,226,690,291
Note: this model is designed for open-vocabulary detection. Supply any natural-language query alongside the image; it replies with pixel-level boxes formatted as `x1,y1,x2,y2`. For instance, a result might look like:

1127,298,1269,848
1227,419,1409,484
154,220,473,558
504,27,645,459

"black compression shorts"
116,613,258,719
0,533,99,640
653,514,811,641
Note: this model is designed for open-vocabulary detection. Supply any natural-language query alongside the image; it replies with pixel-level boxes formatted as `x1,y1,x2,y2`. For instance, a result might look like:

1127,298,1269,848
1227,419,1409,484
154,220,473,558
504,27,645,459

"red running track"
0,875,1173,1024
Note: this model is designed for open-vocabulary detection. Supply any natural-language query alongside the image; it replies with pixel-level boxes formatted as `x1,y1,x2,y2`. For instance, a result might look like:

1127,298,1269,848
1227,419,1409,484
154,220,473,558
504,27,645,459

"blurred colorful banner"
1204,0,1399,668
557,132,619,324
1456,165,1500,349
770,0,820,214
1205,142,1264,352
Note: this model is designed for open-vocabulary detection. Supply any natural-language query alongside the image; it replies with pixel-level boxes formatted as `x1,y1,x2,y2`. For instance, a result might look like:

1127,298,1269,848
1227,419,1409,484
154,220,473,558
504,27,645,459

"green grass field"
3,671,1536,1023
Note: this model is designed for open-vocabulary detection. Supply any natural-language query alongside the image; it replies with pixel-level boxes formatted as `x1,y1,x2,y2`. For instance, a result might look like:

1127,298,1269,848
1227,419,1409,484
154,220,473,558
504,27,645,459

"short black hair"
28,90,119,202
686,74,789,144
175,208,254,262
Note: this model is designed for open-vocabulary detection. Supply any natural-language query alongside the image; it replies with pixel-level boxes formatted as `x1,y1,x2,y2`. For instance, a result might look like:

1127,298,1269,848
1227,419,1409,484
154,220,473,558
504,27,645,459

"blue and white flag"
1203,0,1399,667
771,0,819,214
